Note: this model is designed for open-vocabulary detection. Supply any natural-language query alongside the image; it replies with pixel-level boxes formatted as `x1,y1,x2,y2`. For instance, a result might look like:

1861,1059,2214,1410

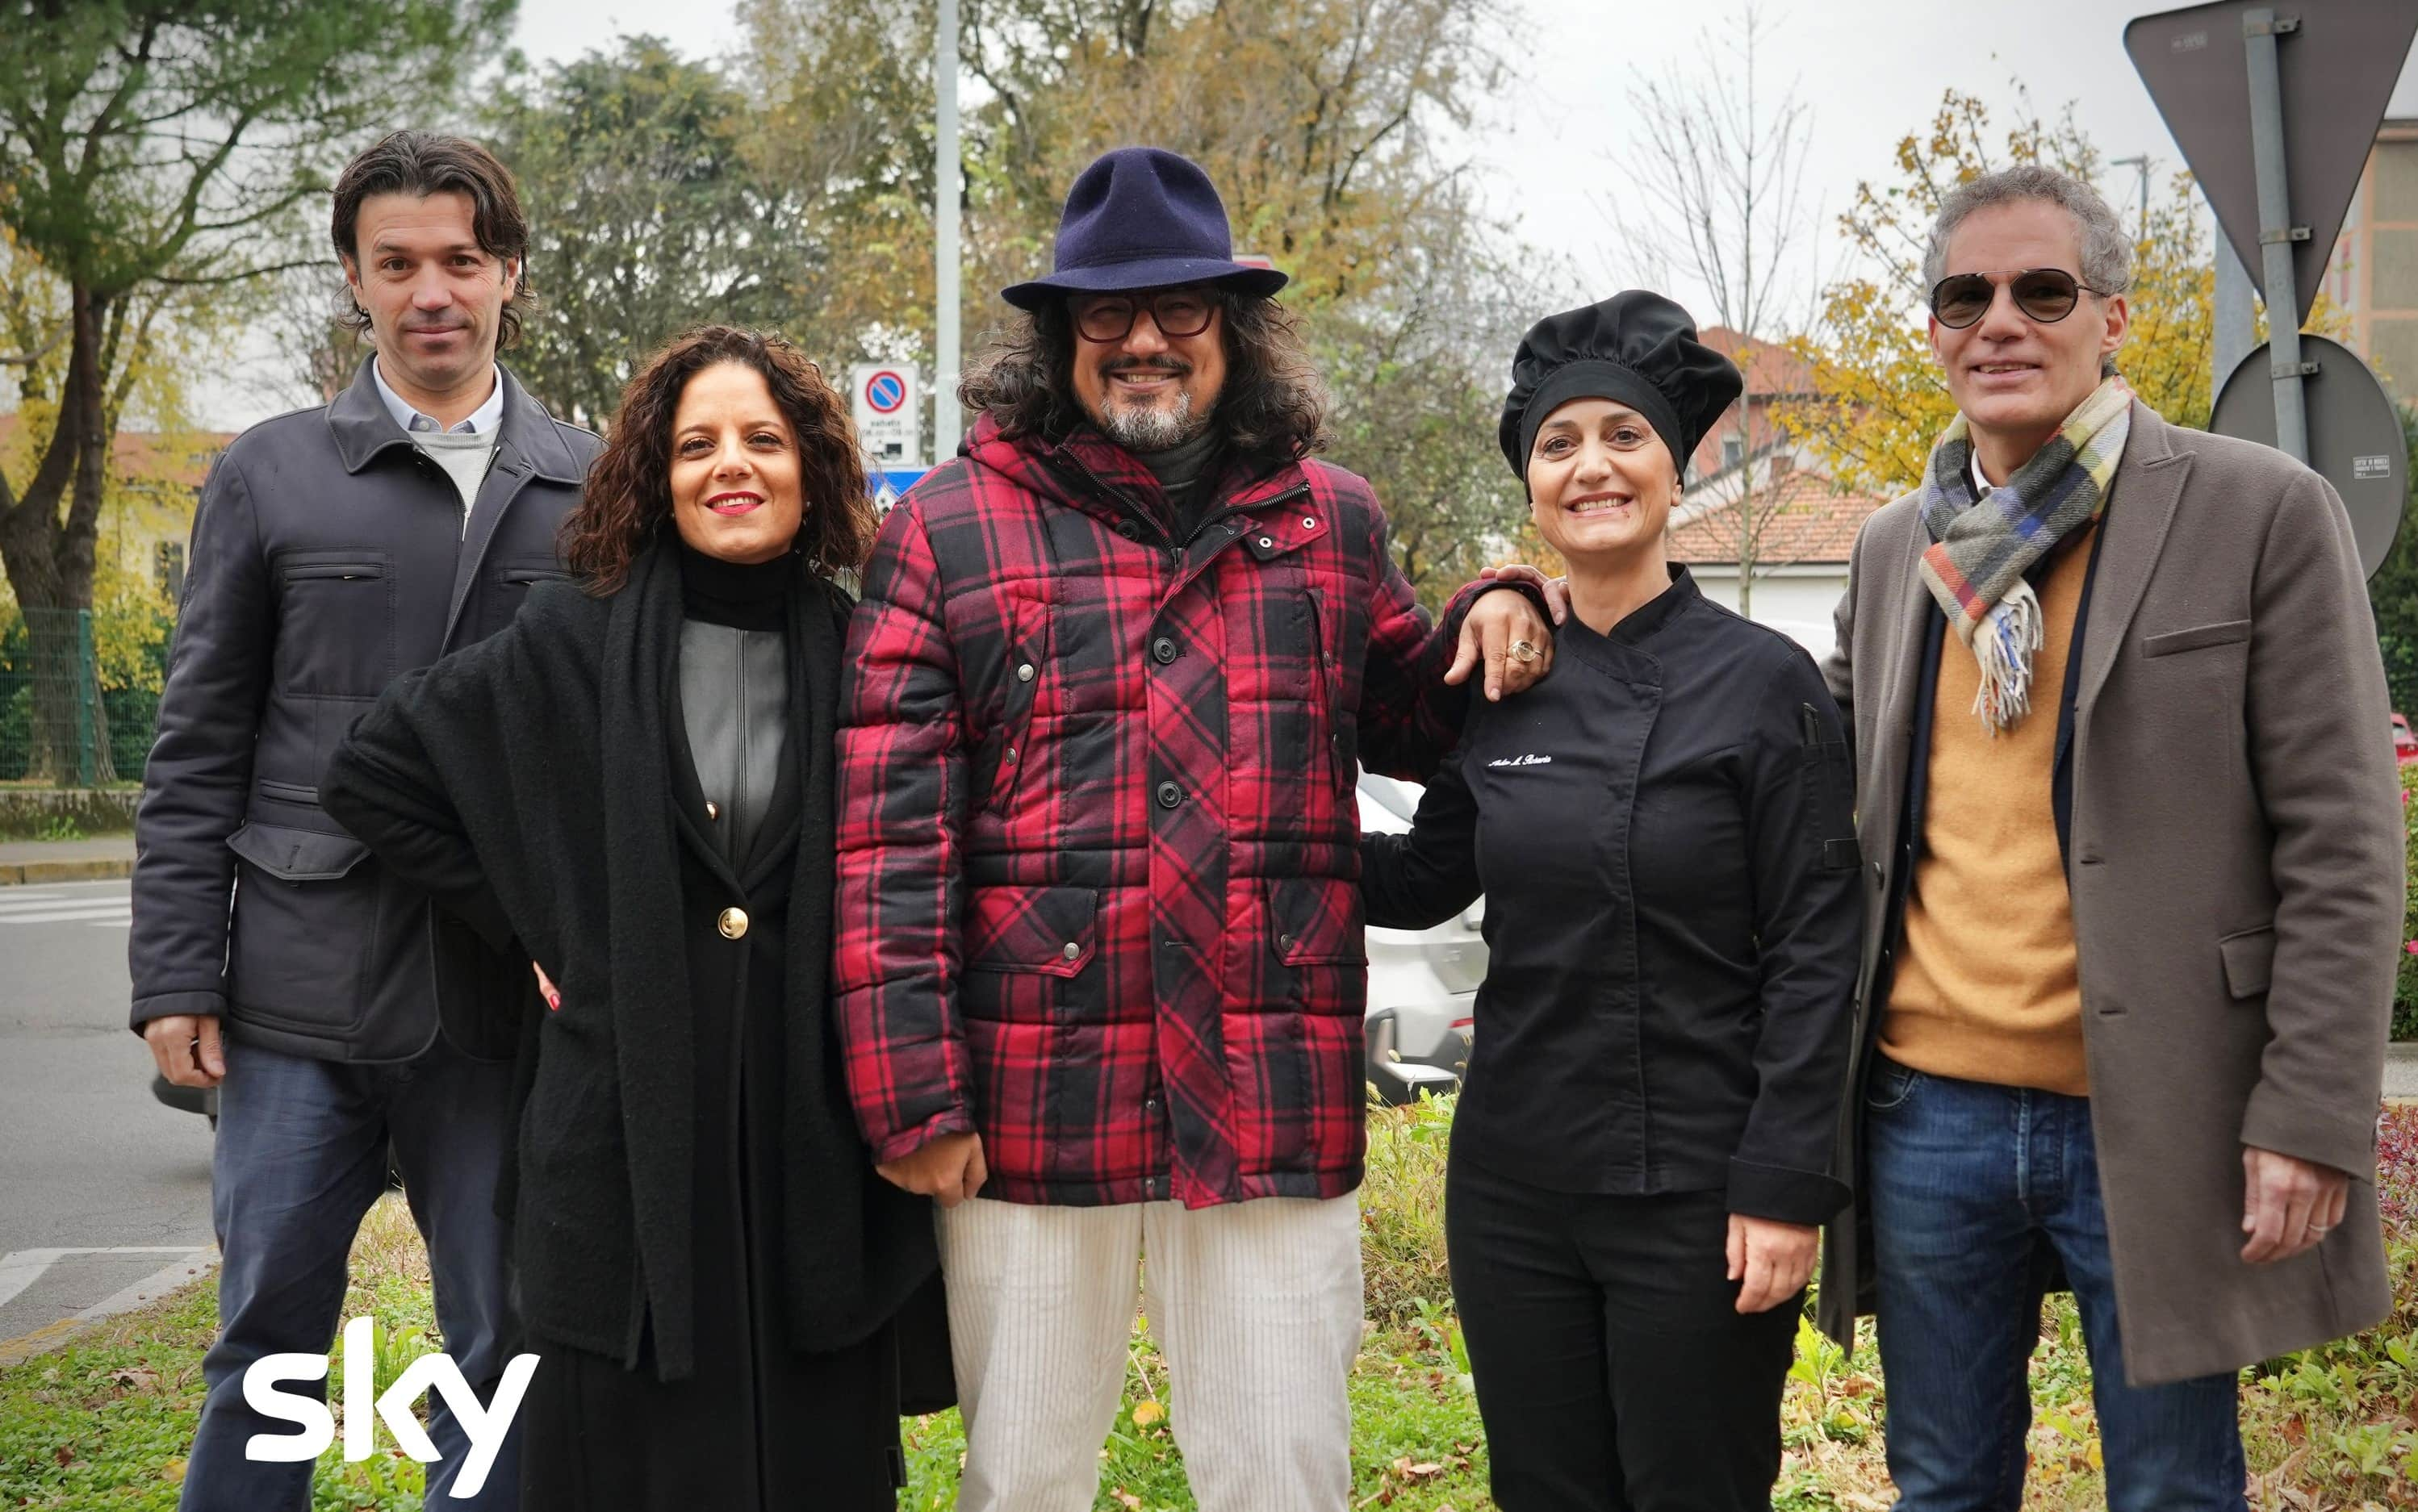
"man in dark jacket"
130,132,596,1512
835,146,1550,1512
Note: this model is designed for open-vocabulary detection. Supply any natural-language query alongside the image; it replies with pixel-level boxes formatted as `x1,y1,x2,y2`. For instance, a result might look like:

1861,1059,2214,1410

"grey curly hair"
1921,165,2135,299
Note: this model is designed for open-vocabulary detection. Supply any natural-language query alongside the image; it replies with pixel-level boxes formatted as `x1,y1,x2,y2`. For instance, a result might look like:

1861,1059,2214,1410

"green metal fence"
0,606,162,787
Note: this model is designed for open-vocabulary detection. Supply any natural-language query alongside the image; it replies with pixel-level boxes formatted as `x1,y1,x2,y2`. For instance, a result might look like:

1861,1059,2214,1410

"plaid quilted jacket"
834,415,1494,1207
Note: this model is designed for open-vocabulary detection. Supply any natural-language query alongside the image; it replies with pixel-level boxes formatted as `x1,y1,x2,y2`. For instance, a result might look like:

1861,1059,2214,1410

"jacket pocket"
1302,587,1352,787
225,821,380,1030
961,883,1098,1024
2218,925,2276,1000
273,550,394,698
1265,874,1363,967
2142,619,2251,658
976,596,1053,813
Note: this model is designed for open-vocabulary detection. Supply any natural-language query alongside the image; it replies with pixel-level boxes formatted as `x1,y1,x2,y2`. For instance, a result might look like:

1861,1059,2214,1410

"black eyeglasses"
1069,289,1219,344
1928,268,2113,329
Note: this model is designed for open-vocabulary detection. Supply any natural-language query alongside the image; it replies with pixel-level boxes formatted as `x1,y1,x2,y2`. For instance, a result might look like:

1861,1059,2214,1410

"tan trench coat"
1814,400,2401,1386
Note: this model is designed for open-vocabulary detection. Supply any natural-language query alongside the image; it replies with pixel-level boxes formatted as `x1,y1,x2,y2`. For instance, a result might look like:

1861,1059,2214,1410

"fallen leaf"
1130,1400,1165,1427
52,1444,74,1467
1111,1491,1142,1510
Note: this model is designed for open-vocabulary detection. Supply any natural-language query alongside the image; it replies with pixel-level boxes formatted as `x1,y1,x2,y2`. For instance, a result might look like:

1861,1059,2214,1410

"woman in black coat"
322,326,940,1510
1359,294,1863,1512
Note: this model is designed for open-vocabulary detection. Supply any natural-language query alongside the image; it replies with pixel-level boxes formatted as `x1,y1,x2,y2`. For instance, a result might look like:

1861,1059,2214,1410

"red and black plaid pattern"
835,415,1482,1208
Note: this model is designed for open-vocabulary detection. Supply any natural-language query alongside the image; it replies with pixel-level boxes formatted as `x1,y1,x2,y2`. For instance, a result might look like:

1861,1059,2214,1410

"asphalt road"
0,879,215,1347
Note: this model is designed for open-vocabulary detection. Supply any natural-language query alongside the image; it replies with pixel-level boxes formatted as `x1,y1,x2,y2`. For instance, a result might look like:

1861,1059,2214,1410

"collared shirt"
1971,449,1993,496
371,358,504,527
370,357,504,435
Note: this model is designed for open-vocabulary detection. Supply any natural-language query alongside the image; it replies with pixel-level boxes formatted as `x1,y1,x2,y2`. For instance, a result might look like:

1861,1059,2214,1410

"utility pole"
2111,153,2152,235
933,0,962,460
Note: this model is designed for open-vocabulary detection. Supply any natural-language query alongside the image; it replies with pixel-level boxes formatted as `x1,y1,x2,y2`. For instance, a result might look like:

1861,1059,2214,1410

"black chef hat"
1498,291,1743,486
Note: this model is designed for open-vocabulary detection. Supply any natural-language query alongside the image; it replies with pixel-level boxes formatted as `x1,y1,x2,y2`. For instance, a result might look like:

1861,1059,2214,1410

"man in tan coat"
1815,165,2400,1510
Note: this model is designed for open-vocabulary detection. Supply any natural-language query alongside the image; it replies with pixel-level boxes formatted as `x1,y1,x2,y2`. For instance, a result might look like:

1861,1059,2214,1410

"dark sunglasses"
1928,268,2113,329
1069,289,1218,344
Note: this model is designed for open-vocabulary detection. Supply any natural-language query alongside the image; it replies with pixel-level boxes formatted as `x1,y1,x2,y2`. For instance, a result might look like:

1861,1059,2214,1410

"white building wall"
1684,564,1848,661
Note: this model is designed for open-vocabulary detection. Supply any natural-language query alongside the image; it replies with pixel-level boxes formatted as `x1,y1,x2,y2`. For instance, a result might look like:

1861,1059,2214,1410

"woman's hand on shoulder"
1726,1213,1818,1314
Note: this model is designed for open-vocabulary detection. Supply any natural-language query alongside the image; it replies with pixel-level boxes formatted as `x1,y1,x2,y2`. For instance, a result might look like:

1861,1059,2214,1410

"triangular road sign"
2126,0,2416,328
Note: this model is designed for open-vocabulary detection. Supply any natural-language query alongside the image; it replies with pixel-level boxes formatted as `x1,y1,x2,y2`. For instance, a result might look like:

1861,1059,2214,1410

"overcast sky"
209,0,2418,428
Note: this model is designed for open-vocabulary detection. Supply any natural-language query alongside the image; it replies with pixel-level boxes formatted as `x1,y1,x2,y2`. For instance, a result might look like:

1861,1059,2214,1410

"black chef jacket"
1361,567,1861,1225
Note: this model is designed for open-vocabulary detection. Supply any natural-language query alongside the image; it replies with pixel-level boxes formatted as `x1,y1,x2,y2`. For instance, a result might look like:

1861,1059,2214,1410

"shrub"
2400,785,2418,1041
1360,1091,1456,1330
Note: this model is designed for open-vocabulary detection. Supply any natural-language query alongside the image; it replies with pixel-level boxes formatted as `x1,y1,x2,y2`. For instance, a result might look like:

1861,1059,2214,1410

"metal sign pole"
934,0,963,460
2212,237,2257,401
2243,6,2311,462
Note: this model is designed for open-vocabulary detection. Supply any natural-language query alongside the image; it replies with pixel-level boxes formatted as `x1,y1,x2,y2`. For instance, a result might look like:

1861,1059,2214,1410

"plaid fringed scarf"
1918,376,2132,734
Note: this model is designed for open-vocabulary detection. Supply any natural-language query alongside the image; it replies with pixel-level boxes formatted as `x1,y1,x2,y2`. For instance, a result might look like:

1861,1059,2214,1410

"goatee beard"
1099,390,1203,451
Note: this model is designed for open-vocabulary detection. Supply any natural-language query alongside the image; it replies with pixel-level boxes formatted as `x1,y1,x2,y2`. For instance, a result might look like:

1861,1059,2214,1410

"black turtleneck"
678,537,793,630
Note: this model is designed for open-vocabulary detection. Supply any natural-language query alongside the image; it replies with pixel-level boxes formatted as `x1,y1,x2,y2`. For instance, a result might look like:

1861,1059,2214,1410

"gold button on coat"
717,907,749,939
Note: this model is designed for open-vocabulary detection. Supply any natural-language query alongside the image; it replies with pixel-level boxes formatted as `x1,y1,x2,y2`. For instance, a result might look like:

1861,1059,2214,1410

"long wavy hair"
561,327,876,593
958,290,1330,460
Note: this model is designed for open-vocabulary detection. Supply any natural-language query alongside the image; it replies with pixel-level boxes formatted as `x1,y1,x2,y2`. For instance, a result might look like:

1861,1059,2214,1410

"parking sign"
850,363,922,469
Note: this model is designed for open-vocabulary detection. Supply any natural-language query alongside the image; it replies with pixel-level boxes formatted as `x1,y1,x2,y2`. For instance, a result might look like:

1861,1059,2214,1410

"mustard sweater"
1880,521,2098,1096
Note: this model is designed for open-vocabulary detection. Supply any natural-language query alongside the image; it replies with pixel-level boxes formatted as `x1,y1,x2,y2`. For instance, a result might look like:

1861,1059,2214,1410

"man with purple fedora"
832,146,1554,1510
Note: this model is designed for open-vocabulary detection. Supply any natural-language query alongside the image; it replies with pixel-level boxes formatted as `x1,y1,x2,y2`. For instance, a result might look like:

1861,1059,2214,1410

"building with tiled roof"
0,416,231,602
1664,436,1890,660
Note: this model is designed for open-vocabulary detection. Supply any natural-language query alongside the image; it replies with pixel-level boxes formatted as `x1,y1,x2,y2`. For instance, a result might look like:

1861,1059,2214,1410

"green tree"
0,0,506,779
483,37,823,428
728,0,1538,606
2369,404,2418,718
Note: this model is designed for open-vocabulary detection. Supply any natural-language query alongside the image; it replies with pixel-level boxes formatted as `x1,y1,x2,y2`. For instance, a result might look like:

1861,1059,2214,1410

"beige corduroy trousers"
936,1191,1364,1512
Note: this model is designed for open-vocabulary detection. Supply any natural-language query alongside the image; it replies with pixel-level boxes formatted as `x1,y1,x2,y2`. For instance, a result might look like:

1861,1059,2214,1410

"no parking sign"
850,363,922,468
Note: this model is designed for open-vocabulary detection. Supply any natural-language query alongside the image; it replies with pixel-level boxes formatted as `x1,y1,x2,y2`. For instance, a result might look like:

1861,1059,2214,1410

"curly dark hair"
560,326,876,593
332,131,535,349
958,290,1329,459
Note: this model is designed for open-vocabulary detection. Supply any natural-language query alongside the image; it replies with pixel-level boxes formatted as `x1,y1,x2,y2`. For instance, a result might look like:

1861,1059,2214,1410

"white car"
1357,771,1485,1105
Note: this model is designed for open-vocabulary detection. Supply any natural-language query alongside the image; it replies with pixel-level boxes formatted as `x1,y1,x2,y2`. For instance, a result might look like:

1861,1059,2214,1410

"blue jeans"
182,1034,519,1512
1864,1059,2244,1512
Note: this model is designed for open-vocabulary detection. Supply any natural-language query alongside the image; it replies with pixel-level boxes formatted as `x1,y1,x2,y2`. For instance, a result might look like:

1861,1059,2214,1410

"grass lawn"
6,1101,2416,1510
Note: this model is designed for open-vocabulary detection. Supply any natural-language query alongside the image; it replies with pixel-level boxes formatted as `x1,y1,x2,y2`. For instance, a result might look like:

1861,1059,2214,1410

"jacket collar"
1607,563,1699,645
964,411,1308,537
328,356,584,483
1558,564,1698,678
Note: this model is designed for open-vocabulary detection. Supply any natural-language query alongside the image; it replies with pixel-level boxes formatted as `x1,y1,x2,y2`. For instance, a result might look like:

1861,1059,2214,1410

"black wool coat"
322,537,937,1381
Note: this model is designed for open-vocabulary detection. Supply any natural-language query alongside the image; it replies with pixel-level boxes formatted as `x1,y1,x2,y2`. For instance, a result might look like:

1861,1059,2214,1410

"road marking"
0,906,132,924
0,1246,208,1311
0,882,132,927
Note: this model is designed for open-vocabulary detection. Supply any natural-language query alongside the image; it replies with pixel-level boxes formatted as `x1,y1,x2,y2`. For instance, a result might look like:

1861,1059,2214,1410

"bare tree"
1613,3,1814,616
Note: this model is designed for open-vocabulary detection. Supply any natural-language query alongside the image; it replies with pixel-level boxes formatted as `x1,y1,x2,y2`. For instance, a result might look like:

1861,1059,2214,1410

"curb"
0,859,133,887
0,1252,218,1368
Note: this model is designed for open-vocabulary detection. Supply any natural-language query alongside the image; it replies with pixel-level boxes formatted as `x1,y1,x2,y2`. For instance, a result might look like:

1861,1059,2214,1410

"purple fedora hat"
1000,147,1289,311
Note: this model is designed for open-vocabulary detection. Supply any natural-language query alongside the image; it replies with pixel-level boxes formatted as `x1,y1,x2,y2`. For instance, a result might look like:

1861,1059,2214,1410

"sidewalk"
0,835,135,886
2388,1042,2418,1105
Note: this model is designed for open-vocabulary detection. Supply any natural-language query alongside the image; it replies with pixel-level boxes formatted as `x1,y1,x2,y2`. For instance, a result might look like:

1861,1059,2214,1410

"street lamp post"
934,0,962,462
